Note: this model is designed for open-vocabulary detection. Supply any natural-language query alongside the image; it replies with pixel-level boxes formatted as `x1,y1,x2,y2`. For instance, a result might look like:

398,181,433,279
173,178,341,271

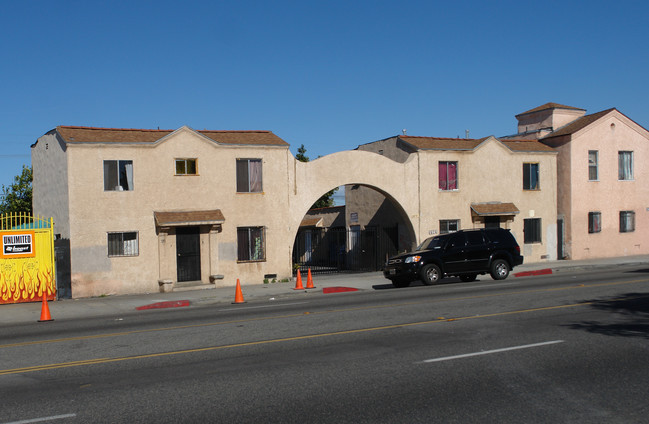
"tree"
295,145,338,209
0,165,32,215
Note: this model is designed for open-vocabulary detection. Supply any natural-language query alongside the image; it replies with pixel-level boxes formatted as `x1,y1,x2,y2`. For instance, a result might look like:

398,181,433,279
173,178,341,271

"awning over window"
470,202,519,216
299,217,324,228
154,210,225,227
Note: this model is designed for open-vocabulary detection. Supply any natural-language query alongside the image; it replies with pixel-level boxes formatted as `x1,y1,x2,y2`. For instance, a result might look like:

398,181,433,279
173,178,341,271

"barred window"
237,227,265,261
523,218,542,244
108,232,139,257
439,219,459,234
588,212,601,233
619,211,635,233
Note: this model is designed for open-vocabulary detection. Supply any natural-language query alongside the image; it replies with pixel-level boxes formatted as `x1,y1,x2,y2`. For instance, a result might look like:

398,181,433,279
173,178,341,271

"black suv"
383,228,524,287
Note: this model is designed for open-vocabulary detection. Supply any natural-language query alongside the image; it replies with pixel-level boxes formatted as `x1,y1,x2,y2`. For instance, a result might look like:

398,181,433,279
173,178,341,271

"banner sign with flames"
0,215,55,304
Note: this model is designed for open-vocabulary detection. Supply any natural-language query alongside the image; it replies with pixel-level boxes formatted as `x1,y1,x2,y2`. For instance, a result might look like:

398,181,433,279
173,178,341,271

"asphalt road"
1,265,648,423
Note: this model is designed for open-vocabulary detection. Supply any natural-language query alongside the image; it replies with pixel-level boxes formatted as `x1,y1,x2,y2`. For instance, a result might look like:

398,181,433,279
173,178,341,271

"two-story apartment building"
504,103,649,259
32,126,293,297
351,135,558,262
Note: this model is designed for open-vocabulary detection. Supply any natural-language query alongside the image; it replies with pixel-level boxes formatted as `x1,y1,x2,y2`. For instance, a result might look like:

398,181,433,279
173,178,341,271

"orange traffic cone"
38,290,54,322
306,268,316,289
293,269,305,290
232,279,246,304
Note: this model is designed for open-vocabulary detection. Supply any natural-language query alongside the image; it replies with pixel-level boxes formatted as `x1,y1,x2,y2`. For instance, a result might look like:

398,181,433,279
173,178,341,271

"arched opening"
292,184,416,275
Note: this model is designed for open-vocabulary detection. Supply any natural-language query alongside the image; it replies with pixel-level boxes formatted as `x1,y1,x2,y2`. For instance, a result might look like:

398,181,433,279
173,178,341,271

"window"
236,159,262,192
438,161,458,190
439,219,459,234
107,232,138,257
619,211,635,233
237,227,265,261
588,151,598,181
618,151,633,180
104,160,133,191
523,163,539,190
523,218,542,243
588,212,601,233
175,158,197,175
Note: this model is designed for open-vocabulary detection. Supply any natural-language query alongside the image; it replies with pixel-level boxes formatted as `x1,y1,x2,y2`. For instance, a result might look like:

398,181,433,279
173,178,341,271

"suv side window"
446,233,466,250
466,231,485,246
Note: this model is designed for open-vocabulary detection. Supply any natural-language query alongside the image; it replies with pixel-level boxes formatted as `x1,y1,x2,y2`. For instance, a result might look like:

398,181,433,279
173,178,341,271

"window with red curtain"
439,161,457,190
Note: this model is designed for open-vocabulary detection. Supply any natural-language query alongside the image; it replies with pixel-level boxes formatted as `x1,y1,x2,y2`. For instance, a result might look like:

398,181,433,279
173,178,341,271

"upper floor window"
439,219,459,234
523,163,539,190
236,159,262,193
619,211,635,233
523,218,542,243
588,151,599,181
438,161,458,191
588,212,601,233
104,160,133,191
618,151,633,180
237,226,265,261
107,231,139,257
175,158,197,175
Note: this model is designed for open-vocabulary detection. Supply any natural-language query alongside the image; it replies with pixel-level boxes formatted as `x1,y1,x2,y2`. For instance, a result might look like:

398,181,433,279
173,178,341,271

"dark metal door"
176,227,201,282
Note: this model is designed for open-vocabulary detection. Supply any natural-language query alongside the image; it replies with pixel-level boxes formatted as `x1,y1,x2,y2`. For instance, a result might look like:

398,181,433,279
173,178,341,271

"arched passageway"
285,151,420,274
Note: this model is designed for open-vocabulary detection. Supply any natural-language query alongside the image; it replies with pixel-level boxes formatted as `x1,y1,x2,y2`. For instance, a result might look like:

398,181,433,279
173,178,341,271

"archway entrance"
292,184,414,275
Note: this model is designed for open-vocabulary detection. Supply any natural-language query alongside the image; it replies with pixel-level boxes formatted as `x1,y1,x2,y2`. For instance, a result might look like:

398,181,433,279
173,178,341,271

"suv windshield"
416,236,445,251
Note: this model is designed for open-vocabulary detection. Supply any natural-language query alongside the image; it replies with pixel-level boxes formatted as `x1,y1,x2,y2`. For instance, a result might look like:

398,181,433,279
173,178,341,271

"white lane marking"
421,340,565,363
2,414,76,424
219,301,309,311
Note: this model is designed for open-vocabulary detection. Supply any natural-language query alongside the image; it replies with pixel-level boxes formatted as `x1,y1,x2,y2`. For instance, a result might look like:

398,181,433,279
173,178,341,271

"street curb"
135,300,191,310
323,287,359,294
514,268,553,277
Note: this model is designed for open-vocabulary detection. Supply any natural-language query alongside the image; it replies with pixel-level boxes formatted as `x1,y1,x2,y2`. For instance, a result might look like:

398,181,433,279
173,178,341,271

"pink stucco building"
504,103,649,260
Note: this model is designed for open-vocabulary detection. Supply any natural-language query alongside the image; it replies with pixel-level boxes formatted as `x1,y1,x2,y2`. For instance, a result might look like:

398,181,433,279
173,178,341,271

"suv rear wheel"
421,264,441,285
490,259,510,280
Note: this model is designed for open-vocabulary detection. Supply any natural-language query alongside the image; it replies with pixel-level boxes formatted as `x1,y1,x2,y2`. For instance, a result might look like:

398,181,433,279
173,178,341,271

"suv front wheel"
490,259,510,280
421,264,442,285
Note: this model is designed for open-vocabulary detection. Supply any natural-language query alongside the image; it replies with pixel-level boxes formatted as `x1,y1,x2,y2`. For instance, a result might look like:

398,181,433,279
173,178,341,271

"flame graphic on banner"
0,265,54,304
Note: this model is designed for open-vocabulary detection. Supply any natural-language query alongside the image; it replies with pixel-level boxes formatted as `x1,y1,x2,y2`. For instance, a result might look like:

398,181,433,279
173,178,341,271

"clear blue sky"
1,0,648,191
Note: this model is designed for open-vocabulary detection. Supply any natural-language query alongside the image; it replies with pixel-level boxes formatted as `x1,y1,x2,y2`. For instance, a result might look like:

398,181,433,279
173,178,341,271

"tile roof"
470,202,520,216
154,210,225,226
399,136,484,150
500,140,556,152
516,102,585,117
300,217,324,227
541,108,616,140
56,126,289,146
399,136,554,153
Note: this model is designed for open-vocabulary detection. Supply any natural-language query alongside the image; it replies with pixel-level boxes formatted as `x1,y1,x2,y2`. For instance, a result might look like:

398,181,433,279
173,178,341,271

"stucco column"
157,226,174,291
208,224,223,283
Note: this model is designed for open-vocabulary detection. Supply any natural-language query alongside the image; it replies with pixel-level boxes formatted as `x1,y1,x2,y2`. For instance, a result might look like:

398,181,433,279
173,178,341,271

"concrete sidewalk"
2,255,648,325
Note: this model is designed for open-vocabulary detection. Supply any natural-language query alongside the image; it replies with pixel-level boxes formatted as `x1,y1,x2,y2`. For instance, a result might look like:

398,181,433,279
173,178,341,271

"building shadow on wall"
55,238,72,299
565,292,649,339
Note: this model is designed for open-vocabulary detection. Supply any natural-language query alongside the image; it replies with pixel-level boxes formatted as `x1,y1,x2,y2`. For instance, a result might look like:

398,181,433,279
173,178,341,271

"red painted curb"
323,287,359,294
514,268,553,277
136,300,190,310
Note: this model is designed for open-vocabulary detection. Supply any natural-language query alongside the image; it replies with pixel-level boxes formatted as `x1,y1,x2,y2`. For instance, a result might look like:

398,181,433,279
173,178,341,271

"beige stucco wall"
33,127,557,298
352,137,558,262
563,112,649,259
62,128,293,296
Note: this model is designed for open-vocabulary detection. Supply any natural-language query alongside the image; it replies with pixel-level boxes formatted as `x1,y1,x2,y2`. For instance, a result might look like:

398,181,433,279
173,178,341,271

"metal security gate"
0,213,56,304
176,227,201,282
293,226,398,275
